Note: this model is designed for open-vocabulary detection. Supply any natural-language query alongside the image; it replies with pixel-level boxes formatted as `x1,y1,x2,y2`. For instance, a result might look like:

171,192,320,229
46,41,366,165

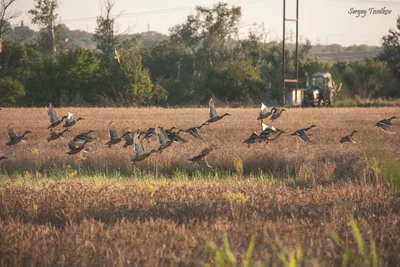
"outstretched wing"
68,141,78,150
7,128,17,139
259,102,267,116
209,97,218,119
109,128,120,140
48,103,58,123
133,133,144,156
156,126,168,145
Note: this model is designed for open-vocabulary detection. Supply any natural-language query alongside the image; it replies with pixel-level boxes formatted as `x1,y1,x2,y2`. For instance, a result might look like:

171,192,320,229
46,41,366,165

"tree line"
0,0,399,107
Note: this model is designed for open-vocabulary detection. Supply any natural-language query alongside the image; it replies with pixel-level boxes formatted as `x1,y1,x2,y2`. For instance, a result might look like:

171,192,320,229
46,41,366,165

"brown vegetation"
0,107,399,266
0,107,399,179
0,179,399,266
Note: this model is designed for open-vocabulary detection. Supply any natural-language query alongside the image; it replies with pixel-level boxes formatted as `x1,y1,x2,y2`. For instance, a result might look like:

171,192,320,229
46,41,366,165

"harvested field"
0,107,399,180
0,107,399,266
0,179,399,266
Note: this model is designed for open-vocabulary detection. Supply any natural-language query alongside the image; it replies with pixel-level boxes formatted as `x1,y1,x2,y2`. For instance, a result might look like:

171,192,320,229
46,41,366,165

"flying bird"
243,132,259,148
257,103,276,124
187,146,216,168
339,130,358,143
73,130,96,143
131,133,158,163
105,122,122,148
6,127,33,146
290,125,317,143
375,121,395,134
270,108,286,122
47,129,69,142
66,140,90,155
156,125,173,153
201,97,231,126
47,103,66,129
114,48,121,65
121,128,134,148
62,112,84,128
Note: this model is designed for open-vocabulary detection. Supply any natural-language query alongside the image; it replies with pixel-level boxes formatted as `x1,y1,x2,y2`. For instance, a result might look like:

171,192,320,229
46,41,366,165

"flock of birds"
0,99,398,169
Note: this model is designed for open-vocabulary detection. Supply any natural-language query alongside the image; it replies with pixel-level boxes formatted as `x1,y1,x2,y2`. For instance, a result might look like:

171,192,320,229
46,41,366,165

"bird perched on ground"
105,122,122,148
339,130,358,143
201,97,231,126
139,127,155,142
243,132,259,148
131,133,158,163
73,130,96,143
290,125,317,143
156,125,173,153
47,103,66,129
47,129,69,142
257,103,276,124
62,112,84,128
66,140,90,155
188,146,216,168
0,156,8,161
6,127,33,146
121,128,134,148
270,107,286,122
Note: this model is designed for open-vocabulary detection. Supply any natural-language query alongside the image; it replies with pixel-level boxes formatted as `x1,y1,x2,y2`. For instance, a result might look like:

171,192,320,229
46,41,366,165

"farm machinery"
301,72,342,107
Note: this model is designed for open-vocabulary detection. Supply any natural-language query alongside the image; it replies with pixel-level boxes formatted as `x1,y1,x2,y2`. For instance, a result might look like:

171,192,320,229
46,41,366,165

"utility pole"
49,0,56,62
282,0,299,106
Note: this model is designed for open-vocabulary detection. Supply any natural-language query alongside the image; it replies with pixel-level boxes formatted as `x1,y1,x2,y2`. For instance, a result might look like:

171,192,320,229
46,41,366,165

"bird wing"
68,141,78,150
109,127,120,140
262,123,268,131
48,103,58,123
209,98,218,119
133,133,144,156
378,122,391,132
7,128,17,139
156,126,168,144
259,102,267,116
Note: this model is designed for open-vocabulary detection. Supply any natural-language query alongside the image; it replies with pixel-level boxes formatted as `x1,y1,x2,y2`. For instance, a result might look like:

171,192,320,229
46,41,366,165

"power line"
332,0,400,5
10,0,272,27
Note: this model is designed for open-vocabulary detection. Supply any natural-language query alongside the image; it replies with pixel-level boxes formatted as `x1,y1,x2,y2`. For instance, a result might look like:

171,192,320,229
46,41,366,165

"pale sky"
7,0,400,46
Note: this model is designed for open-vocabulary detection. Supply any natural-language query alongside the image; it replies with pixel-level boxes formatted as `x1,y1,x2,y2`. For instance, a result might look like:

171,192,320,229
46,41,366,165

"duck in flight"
201,97,231,126
339,130,358,143
6,127,33,146
131,133,158,163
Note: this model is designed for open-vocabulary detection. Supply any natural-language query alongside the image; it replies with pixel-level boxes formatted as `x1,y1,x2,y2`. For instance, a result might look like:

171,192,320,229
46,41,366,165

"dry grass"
0,178,399,266
0,107,399,266
0,107,399,181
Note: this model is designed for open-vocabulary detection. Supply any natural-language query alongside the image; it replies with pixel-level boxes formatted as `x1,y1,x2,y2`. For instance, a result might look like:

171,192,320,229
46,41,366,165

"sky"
7,0,400,46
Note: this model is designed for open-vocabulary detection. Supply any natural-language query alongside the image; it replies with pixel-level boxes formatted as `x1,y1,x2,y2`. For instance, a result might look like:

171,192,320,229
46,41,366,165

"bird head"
310,125,317,129
24,130,33,135
61,115,67,121
77,117,85,121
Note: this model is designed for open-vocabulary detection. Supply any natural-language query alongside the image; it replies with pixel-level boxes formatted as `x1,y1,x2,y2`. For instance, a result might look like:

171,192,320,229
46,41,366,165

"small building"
287,88,304,106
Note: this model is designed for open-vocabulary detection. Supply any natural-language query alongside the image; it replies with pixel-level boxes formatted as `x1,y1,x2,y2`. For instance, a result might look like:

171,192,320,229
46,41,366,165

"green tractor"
302,72,342,107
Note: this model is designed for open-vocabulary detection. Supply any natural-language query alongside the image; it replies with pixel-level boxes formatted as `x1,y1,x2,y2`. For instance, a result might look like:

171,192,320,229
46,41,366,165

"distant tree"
342,57,391,99
378,16,400,97
0,0,21,37
205,59,264,101
57,48,101,104
118,38,167,105
28,0,61,59
0,76,24,106
93,0,119,67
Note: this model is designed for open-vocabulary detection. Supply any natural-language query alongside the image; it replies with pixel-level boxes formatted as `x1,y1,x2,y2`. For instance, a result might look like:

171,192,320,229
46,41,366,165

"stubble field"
0,106,399,266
